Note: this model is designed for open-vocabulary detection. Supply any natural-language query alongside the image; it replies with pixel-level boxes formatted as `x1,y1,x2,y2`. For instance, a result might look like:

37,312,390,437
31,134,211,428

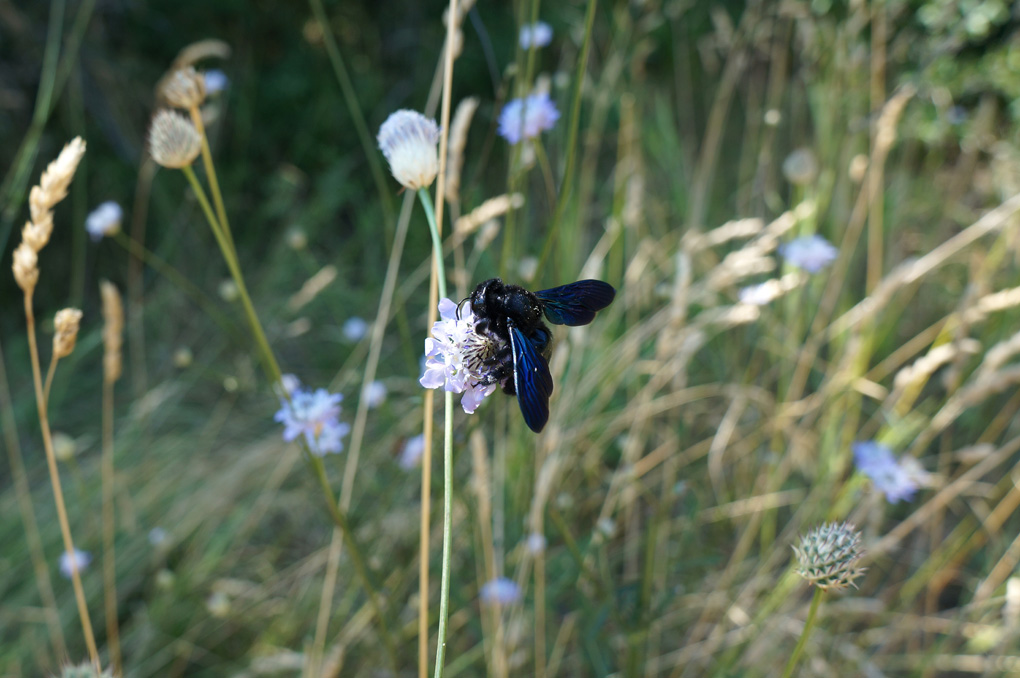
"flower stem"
418,188,447,300
181,164,282,385
102,375,123,676
781,586,824,678
417,187,454,678
188,106,236,258
179,162,397,666
22,292,100,669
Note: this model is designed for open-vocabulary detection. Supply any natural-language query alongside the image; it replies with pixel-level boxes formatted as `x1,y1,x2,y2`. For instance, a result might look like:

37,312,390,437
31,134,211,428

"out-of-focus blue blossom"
59,548,91,579
203,69,228,94
519,21,553,49
399,434,426,470
275,388,350,456
498,93,560,145
343,317,369,342
779,235,838,273
480,576,521,605
852,441,919,503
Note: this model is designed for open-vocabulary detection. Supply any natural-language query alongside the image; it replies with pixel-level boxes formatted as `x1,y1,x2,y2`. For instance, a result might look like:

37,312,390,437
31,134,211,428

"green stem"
180,163,397,668
190,107,236,257
418,188,448,300
538,0,598,273
308,454,398,667
181,164,282,384
418,187,454,678
308,0,395,231
781,586,824,678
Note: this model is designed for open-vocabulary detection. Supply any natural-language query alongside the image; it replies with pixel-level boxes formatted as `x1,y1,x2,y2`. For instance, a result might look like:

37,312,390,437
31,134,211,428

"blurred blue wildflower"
85,201,122,241
343,317,368,342
480,576,521,605
275,388,350,456
852,441,919,503
364,380,387,408
498,93,560,145
519,21,553,49
203,69,228,95
399,434,426,470
59,548,91,579
779,235,838,273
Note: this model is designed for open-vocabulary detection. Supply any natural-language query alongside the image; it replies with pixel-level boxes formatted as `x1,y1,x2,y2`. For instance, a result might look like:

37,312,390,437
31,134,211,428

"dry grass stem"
454,194,525,236
445,97,478,202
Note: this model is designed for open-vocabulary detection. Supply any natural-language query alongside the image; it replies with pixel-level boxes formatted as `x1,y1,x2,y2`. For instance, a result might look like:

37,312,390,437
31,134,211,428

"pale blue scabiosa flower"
85,201,122,241
852,440,919,503
519,21,553,49
377,110,440,190
148,527,168,546
342,317,369,342
275,388,350,456
59,548,91,579
498,92,560,145
420,298,501,414
364,380,387,408
779,234,837,273
399,434,426,470
203,69,228,95
480,576,521,605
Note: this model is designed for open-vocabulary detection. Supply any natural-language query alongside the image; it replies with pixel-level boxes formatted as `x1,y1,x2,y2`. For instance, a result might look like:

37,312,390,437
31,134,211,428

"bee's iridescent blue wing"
535,280,616,326
509,324,554,432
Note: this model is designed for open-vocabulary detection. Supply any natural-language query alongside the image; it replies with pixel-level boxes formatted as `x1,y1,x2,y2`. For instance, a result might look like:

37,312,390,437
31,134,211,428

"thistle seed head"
148,110,202,169
161,66,207,109
377,110,440,191
52,308,83,359
792,521,865,591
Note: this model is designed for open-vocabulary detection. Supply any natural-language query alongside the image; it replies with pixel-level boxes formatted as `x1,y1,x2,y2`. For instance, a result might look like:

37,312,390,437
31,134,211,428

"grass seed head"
100,281,124,382
793,521,865,591
52,308,83,359
148,110,202,169
12,242,39,293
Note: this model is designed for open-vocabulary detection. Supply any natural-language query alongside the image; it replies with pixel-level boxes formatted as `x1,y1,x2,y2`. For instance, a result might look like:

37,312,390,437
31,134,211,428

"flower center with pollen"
461,327,500,381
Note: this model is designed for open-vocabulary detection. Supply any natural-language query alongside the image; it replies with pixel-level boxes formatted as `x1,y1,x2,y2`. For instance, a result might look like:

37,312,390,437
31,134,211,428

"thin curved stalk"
781,587,823,678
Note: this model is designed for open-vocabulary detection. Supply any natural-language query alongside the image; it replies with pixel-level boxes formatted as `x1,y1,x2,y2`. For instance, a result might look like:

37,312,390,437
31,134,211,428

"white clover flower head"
793,521,865,591
779,234,838,273
59,548,91,579
399,434,426,469
498,92,560,145
365,380,387,408
519,21,553,49
419,298,502,414
377,110,440,190
203,69,229,95
343,317,369,342
852,440,920,503
480,576,521,606
275,387,350,456
526,532,547,554
85,201,122,241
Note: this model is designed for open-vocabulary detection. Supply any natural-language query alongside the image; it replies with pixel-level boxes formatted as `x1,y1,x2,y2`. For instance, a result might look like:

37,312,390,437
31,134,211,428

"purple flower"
480,576,521,605
498,93,560,145
779,235,838,273
519,21,553,49
275,388,350,456
420,298,500,414
59,548,91,579
852,441,919,503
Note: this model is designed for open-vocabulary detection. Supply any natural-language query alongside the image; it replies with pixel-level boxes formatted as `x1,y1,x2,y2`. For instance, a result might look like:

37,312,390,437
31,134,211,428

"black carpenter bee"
460,277,616,432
